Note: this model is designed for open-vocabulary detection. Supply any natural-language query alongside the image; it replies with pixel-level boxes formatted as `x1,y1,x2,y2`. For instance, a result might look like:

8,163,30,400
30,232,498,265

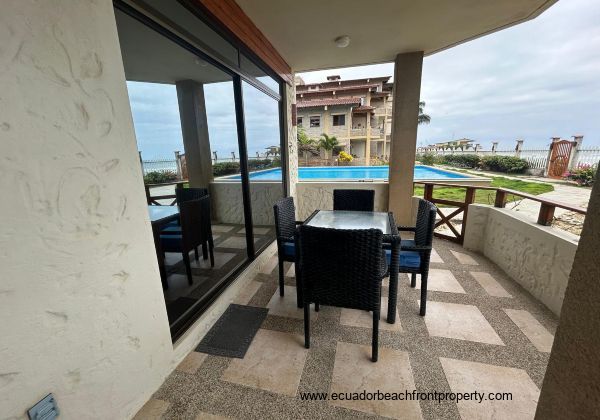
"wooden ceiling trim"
192,0,293,85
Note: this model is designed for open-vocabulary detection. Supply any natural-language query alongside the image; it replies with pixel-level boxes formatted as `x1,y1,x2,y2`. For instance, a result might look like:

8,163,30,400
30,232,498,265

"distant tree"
318,133,339,159
418,101,431,125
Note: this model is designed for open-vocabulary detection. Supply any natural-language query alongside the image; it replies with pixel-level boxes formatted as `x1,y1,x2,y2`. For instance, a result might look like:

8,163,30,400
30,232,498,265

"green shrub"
143,170,178,185
564,165,596,186
480,155,529,173
213,162,240,177
439,154,480,168
418,152,437,166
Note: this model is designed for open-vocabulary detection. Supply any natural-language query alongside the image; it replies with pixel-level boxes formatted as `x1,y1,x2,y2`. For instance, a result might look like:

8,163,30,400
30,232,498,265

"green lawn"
414,177,554,206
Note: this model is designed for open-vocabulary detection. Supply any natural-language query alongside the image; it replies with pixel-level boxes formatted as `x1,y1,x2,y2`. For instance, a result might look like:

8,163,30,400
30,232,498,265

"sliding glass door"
114,1,286,340
242,81,285,251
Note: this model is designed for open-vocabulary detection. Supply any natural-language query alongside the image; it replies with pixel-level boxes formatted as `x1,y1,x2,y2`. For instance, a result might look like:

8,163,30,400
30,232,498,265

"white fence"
520,149,549,169
418,143,600,172
142,159,178,175
572,147,600,168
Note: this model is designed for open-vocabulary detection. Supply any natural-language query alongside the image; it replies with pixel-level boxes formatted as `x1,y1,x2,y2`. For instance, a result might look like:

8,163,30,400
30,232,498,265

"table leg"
152,224,169,290
387,241,400,323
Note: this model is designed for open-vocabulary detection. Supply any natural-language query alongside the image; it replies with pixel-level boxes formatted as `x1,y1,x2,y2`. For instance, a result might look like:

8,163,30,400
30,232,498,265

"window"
310,116,320,127
332,114,345,126
297,117,303,127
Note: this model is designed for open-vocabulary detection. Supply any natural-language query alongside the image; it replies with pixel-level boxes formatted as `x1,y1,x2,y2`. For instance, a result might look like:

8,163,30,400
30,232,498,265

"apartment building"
296,75,393,164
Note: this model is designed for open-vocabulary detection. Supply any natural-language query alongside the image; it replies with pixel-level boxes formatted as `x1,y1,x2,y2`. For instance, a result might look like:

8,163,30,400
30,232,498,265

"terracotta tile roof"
296,98,361,108
296,76,391,91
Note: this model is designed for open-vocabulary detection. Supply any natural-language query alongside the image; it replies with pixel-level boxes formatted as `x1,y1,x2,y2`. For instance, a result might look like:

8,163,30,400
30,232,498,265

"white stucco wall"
296,182,389,219
464,204,579,316
210,182,283,225
0,1,175,418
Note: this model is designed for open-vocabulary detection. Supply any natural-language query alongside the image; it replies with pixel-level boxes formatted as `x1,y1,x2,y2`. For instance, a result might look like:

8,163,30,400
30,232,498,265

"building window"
310,116,320,127
332,114,345,126
297,117,303,127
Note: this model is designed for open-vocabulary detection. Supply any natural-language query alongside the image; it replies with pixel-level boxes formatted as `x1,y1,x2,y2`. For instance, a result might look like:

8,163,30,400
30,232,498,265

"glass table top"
148,205,179,223
305,210,391,234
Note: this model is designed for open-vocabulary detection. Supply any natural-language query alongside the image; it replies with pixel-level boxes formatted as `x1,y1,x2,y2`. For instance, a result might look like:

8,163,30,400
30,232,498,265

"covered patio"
137,238,556,419
3,0,599,419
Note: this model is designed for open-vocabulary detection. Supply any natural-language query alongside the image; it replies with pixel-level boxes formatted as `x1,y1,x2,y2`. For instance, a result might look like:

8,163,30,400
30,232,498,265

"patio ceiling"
234,0,557,72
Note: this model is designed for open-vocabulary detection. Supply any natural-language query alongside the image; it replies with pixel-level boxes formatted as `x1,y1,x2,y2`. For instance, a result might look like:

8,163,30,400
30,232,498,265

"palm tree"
418,101,431,125
297,127,319,158
318,133,339,159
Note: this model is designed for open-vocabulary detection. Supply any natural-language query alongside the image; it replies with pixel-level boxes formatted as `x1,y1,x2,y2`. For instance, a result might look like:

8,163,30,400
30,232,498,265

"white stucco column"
0,1,172,417
176,80,214,188
285,80,298,199
388,51,424,225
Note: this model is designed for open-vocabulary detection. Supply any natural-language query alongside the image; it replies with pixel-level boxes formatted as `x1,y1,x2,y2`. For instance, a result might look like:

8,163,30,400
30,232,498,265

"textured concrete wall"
210,182,283,225
296,182,389,220
0,1,174,417
535,167,600,419
464,205,578,315
285,82,298,200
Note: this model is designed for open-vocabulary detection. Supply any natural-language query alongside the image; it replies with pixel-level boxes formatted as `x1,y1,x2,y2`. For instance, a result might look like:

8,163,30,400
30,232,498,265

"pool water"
230,165,470,181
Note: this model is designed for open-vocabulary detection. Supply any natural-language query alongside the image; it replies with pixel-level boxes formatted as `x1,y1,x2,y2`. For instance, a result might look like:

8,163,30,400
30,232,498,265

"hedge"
212,158,280,177
212,162,240,177
480,155,529,173
143,170,178,185
438,154,480,168
416,153,530,174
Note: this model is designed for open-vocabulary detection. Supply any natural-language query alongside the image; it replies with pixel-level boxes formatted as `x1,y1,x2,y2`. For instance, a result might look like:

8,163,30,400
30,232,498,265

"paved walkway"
135,238,557,420
506,183,590,221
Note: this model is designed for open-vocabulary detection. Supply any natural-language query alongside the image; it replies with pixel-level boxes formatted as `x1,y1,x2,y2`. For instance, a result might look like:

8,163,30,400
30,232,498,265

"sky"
128,81,280,160
299,0,600,150
128,0,600,158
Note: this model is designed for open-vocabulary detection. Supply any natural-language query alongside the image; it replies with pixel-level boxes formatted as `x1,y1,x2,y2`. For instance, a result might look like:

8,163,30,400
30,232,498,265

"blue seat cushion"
385,249,421,269
401,239,415,249
282,241,295,257
161,225,182,234
160,234,182,252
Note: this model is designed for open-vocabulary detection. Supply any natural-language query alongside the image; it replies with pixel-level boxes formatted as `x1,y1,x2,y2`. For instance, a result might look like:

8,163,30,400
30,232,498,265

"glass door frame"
114,0,288,339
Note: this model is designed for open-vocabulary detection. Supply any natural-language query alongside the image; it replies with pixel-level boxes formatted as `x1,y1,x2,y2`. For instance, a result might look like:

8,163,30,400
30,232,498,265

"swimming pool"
226,165,472,181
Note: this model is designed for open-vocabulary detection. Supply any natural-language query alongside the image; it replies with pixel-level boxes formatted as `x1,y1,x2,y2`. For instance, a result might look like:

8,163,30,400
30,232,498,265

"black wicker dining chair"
176,187,209,204
296,225,387,362
333,189,375,211
159,197,214,284
386,199,437,316
162,188,213,262
273,197,304,306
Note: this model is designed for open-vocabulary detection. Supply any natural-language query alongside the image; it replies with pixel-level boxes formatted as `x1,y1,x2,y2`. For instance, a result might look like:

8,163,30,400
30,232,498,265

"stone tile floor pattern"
140,238,558,420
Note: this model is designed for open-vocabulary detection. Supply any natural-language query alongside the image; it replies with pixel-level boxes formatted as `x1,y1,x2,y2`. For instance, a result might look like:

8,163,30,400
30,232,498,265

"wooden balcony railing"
144,181,186,206
414,181,587,244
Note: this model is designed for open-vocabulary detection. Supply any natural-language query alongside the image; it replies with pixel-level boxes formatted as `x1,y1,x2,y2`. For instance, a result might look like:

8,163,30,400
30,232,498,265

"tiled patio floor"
137,238,558,420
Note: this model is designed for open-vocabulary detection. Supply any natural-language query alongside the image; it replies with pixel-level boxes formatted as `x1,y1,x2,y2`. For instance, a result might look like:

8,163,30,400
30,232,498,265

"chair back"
414,199,437,247
273,197,296,244
333,189,375,212
179,197,210,252
176,187,209,204
296,225,383,311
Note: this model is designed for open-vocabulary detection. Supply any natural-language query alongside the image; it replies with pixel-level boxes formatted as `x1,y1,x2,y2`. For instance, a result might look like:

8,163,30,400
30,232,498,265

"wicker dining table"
303,210,401,323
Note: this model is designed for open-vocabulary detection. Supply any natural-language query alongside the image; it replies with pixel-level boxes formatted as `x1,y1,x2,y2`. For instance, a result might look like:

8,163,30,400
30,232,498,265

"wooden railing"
414,181,587,244
145,181,186,206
